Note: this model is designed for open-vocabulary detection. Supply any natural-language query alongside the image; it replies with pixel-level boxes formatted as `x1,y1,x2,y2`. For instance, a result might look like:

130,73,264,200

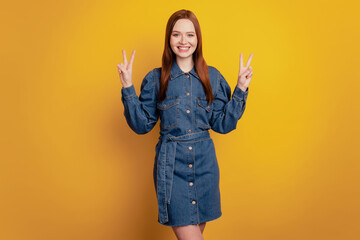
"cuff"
232,86,249,101
121,85,137,101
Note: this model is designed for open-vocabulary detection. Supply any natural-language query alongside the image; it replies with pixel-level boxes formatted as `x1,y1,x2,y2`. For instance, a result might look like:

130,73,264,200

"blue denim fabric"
121,59,249,226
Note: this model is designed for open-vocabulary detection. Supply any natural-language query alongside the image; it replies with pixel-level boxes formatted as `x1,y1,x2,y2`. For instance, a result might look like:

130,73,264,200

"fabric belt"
156,130,211,224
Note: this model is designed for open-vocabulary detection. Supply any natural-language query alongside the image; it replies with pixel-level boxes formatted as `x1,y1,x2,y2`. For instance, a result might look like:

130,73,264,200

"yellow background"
1,0,359,239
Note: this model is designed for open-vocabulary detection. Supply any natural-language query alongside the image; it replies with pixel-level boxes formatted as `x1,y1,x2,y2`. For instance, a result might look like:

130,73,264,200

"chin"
176,51,195,58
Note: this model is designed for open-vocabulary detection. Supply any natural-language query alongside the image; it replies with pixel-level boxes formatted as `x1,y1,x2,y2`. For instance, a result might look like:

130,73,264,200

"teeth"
179,47,190,49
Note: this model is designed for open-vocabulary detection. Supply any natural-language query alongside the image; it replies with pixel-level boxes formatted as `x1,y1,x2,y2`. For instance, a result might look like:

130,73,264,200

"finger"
241,67,252,76
118,63,126,72
245,53,253,68
246,69,252,77
239,53,243,73
128,50,136,69
122,49,128,66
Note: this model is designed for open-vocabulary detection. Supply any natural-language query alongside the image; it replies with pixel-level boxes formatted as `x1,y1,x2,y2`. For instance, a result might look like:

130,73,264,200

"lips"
177,46,190,52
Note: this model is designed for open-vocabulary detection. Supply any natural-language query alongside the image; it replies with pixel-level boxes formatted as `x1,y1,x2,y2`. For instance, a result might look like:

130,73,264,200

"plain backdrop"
1,0,359,239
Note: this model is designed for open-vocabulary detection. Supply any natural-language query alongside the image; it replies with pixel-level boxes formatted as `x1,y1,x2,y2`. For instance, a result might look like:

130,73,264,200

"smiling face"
170,19,198,60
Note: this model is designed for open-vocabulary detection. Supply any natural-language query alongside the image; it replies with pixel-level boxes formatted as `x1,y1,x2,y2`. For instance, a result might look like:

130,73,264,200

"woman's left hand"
237,53,253,92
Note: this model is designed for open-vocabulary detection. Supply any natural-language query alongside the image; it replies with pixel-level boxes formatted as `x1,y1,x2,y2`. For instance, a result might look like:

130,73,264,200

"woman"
117,9,253,240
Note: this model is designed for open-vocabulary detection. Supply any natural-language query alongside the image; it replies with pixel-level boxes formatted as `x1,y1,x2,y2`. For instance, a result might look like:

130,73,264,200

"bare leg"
172,224,204,240
199,222,206,234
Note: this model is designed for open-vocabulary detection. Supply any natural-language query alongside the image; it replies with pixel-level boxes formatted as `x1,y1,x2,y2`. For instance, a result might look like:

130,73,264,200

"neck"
176,57,194,73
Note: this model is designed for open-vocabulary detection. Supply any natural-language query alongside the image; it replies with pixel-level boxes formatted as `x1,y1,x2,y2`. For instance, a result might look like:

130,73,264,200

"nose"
180,35,187,44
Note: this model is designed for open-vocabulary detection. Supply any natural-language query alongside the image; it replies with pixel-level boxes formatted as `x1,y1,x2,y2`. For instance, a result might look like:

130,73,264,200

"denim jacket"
121,59,249,136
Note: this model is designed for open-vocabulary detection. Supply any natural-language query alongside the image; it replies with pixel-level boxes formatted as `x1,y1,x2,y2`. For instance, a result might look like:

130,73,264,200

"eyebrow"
172,31,195,33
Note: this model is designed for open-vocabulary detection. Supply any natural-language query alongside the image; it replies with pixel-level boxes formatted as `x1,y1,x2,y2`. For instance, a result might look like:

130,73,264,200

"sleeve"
121,69,159,134
210,71,249,134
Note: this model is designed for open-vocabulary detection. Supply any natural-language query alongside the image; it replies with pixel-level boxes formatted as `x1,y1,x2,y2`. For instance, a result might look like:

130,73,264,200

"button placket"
187,144,197,214
183,73,192,135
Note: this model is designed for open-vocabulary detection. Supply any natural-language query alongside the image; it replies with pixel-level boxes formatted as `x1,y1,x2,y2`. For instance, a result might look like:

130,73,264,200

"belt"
156,130,211,224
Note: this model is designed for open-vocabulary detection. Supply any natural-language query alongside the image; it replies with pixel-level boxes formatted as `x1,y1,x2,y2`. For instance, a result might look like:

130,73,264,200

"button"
186,92,190,96
186,109,190,114
188,129,192,133
186,75,190,78
188,146,192,150
189,182,193,186
188,164,193,168
192,200,196,205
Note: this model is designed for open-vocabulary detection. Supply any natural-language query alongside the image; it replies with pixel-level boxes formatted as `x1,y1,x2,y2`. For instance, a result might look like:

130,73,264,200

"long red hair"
159,9,214,103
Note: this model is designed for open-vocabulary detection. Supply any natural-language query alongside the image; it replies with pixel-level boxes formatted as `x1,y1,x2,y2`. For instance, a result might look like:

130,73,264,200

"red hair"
159,9,214,103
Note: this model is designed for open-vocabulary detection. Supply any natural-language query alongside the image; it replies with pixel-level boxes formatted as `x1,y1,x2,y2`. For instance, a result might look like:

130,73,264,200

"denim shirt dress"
121,59,249,226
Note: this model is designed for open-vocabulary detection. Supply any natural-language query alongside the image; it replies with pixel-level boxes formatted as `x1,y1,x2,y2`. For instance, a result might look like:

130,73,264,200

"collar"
170,59,200,80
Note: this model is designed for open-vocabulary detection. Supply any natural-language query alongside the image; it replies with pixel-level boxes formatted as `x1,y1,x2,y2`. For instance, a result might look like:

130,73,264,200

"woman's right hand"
117,49,135,88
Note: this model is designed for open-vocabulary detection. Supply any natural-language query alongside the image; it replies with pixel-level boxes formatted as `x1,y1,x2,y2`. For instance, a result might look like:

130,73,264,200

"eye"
188,34,194,37
172,34,179,37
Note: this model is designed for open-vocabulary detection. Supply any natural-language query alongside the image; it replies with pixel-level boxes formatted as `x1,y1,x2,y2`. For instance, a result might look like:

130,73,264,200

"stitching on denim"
173,137,211,144
196,119,211,129
123,94,136,100
214,70,221,97
170,72,184,80
170,131,208,140
192,144,200,224
157,97,180,129
161,121,179,130
186,147,194,223
190,76,194,131
164,143,167,204
196,98,212,128
197,98,214,112
167,143,176,204
153,69,158,99
157,100,179,110
233,94,244,101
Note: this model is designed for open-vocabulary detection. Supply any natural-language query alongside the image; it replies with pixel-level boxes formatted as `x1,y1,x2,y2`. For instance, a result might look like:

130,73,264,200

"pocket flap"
197,98,213,112
157,97,179,110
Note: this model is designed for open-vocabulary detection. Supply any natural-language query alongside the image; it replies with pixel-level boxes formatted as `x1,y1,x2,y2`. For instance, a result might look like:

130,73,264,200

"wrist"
123,83,133,89
236,84,247,92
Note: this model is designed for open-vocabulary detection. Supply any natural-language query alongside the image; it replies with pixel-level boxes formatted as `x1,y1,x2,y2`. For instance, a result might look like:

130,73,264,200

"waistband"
159,130,210,143
156,130,210,224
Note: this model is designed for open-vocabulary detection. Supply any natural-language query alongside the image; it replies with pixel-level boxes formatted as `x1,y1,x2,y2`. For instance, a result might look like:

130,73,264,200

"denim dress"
121,59,249,226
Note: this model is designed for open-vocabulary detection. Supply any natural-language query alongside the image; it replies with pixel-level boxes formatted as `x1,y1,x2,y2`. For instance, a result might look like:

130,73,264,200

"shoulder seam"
214,69,221,97
152,68,158,100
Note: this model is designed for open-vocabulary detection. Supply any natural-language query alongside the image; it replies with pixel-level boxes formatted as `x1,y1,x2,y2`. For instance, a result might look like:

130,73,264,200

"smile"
177,46,190,52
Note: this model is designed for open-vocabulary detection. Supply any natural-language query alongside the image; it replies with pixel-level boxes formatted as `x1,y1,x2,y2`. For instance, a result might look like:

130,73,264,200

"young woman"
117,9,253,240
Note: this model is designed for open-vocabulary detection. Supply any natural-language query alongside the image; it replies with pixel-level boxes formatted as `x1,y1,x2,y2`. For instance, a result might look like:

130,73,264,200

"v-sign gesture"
237,53,253,92
117,49,136,88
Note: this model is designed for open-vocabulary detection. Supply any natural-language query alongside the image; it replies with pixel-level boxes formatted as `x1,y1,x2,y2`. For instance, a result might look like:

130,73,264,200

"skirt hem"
157,211,222,227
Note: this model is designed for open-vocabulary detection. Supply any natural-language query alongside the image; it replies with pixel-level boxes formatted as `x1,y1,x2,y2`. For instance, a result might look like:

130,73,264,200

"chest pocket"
157,97,180,129
196,98,214,129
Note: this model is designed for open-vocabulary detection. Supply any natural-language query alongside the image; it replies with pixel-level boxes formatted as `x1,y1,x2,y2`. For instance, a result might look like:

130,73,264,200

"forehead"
172,19,195,32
